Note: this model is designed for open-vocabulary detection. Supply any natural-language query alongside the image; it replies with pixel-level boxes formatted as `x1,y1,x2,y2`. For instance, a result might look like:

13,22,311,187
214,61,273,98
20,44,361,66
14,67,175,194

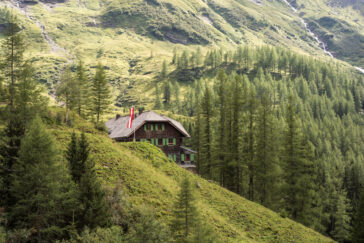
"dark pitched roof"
106,111,190,139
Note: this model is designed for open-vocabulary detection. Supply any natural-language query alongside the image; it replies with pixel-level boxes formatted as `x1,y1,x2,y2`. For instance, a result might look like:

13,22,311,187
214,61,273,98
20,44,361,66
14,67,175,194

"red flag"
127,107,134,128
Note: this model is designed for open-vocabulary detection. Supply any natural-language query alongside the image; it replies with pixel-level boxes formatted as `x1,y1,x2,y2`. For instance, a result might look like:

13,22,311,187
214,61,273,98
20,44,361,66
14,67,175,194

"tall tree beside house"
56,66,77,123
92,63,112,124
76,60,90,118
8,117,79,241
171,176,199,241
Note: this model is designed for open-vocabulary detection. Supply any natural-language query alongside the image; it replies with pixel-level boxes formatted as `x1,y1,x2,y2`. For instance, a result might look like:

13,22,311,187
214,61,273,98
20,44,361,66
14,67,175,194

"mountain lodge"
106,111,196,169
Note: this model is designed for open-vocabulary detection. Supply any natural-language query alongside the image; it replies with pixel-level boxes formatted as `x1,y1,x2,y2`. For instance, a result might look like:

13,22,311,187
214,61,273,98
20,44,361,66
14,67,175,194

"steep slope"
289,0,364,67
0,0,351,95
47,112,334,242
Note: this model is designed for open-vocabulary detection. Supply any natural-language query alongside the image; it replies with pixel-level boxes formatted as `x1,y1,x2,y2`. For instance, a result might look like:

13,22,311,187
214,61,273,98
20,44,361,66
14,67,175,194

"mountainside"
288,0,364,68
1,0,362,103
48,111,334,242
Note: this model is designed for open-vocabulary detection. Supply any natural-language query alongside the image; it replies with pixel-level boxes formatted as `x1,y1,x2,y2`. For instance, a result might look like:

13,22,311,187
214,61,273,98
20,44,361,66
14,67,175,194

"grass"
0,0,345,106
44,110,335,242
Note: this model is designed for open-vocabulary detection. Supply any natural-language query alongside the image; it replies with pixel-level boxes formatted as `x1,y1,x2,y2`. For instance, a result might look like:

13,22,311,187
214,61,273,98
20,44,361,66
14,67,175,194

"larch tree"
92,63,112,124
56,66,77,123
75,60,90,117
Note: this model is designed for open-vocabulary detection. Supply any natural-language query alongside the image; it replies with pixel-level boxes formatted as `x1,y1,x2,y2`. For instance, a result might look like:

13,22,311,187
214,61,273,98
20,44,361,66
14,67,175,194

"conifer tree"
1,10,24,112
161,60,168,79
200,86,213,179
75,60,90,117
92,62,112,124
255,93,280,207
163,80,172,107
353,189,364,243
172,176,198,241
79,155,111,229
333,194,351,243
56,66,77,123
8,117,78,241
66,132,89,184
282,96,319,226
154,83,162,109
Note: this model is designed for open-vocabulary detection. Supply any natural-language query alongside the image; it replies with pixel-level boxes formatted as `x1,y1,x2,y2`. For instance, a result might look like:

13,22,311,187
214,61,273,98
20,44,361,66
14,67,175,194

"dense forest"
0,7,364,243
155,46,364,242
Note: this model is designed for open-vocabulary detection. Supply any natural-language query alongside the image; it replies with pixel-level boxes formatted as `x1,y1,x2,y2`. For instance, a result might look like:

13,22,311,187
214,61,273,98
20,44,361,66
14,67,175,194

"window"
191,154,194,161
150,124,154,131
181,154,185,162
173,154,176,162
168,154,172,160
162,124,165,131
155,139,159,146
155,124,159,131
144,125,147,131
168,138,175,146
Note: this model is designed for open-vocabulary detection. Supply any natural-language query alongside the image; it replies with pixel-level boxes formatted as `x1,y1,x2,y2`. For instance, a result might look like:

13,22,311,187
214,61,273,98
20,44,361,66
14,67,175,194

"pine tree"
92,62,112,124
8,117,78,241
172,176,198,241
353,189,364,243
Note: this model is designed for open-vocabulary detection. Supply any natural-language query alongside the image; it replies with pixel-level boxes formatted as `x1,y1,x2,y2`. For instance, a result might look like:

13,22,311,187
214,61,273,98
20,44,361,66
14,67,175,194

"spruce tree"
8,117,78,241
92,62,112,124
66,132,89,184
172,176,198,241
79,156,111,229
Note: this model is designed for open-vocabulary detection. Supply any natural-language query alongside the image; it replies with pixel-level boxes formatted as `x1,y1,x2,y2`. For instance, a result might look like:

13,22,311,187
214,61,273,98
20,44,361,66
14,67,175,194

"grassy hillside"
293,0,364,66
45,110,334,242
0,0,344,101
